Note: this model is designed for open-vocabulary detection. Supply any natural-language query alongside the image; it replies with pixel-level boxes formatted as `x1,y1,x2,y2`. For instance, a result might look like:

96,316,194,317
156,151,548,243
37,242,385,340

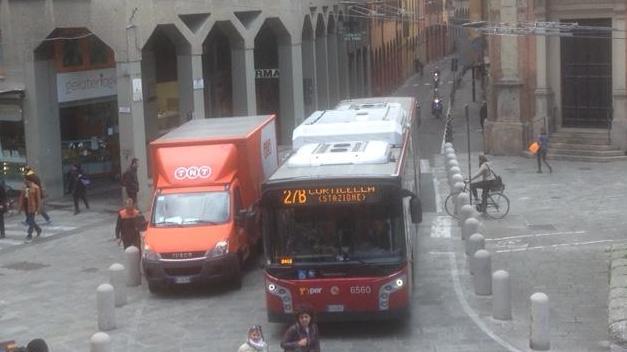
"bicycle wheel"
485,192,510,219
444,193,459,219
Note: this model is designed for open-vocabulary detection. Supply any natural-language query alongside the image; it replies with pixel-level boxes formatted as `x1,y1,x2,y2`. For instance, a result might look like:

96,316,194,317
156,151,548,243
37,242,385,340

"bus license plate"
174,276,191,284
327,304,344,312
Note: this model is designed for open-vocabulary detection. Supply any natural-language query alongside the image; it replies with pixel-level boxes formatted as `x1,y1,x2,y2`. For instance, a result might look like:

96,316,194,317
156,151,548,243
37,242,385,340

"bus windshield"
152,191,230,226
264,200,405,264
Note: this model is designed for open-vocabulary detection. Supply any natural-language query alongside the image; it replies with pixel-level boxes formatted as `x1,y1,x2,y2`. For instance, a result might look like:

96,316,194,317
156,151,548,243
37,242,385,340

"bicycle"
444,180,510,219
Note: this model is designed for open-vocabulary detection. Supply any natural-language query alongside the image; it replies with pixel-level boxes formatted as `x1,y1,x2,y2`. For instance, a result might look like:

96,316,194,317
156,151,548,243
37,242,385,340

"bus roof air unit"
292,102,408,149
287,141,391,167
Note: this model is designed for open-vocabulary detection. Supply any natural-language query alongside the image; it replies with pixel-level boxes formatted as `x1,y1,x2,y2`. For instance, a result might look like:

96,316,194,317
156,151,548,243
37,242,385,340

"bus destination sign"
281,185,380,206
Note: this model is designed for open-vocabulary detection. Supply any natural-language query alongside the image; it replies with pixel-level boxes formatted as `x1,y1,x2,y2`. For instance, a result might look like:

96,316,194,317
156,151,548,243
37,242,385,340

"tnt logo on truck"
174,166,212,180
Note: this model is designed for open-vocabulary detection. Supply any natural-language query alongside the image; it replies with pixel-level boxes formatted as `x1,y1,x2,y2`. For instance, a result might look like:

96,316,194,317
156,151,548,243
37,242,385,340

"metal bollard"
493,270,512,320
467,233,485,274
109,263,127,307
458,204,476,227
455,191,470,216
462,217,480,241
97,283,116,331
473,250,492,296
90,332,111,352
530,292,550,350
125,246,141,287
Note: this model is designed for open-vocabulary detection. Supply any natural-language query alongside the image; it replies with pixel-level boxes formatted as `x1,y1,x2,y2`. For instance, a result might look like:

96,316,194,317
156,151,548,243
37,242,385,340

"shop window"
63,39,83,67
89,36,110,66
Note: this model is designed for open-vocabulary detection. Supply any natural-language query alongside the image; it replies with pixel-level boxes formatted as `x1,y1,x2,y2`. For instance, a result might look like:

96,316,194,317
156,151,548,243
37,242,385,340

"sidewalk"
434,63,627,351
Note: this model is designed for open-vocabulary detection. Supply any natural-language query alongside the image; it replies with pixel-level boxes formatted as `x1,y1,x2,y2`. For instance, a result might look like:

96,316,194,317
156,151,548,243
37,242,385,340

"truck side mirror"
410,196,422,224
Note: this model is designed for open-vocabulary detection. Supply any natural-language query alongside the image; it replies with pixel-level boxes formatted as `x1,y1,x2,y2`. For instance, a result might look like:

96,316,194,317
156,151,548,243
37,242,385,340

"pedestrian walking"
536,128,553,174
0,179,7,239
25,338,49,352
280,306,321,352
414,57,424,78
18,179,42,243
23,167,51,224
479,99,487,130
115,198,146,252
238,325,268,352
122,158,139,205
66,163,90,215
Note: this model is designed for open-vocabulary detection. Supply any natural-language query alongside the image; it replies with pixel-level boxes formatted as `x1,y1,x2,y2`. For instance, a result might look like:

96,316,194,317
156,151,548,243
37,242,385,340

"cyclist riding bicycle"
468,154,500,213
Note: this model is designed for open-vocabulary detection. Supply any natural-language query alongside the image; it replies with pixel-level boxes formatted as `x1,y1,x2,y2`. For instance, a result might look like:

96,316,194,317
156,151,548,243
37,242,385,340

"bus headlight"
266,280,293,313
207,241,229,258
378,275,407,311
143,246,161,261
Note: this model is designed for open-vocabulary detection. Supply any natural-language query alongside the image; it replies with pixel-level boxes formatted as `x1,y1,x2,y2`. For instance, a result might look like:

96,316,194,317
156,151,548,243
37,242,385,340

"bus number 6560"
350,286,371,294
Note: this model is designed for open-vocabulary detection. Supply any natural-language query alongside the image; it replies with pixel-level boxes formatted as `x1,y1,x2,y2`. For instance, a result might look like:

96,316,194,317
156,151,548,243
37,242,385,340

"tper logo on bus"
299,287,322,296
174,165,212,180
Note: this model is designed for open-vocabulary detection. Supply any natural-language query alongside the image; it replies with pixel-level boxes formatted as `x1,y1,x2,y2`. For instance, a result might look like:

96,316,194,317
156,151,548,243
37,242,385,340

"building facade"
0,0,386,204
477,0,627,156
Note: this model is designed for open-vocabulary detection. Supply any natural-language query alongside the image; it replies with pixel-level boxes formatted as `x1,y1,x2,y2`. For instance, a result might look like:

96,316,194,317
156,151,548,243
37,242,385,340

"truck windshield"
152,191,230,226
264,201,405,264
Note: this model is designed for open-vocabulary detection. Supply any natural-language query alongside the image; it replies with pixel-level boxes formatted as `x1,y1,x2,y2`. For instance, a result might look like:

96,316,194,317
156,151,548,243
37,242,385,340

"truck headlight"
143,246,161,261
207,240,229,258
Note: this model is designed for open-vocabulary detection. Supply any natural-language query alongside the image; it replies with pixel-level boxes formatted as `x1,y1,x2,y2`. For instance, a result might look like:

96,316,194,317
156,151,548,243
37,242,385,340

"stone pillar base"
611,118,627,152
484,120,525,155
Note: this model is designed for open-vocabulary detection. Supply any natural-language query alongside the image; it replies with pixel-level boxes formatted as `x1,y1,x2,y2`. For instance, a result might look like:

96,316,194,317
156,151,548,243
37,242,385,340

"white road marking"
448,252,524,352
485,230,586,242
495,240,614,254
434,177,442,214
420,159,432,174
430,216,452,238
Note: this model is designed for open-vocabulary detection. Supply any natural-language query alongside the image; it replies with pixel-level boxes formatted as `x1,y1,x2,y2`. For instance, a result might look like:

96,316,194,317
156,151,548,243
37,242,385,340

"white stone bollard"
444,142,453,150
450,173,464,189
467,233,485,274
445,153,457,164
455,191,470,216
447,159,459,171
448,166,461,180
125,246,141,287
473,250,492,296
493,270,512,320
97,283,116,331
458,204,476,227
109,263,127,307
462,217,480,241
90,332,111,352
530,292,550,350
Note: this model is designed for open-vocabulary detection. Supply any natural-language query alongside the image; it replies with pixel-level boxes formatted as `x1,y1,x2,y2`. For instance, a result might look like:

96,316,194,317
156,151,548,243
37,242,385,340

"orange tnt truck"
143,115,278,292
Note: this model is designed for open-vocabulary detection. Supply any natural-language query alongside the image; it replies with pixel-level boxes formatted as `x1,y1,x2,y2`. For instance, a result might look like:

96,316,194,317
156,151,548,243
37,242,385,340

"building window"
63,39,83,67
89,36,109,66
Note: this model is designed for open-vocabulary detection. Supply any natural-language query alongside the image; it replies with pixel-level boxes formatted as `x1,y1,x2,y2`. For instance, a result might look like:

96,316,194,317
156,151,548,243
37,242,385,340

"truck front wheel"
148,281,164,294
229,254,243,290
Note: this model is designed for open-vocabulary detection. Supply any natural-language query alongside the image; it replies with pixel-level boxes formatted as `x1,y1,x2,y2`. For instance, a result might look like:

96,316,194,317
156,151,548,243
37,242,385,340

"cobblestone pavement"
1,58,623,351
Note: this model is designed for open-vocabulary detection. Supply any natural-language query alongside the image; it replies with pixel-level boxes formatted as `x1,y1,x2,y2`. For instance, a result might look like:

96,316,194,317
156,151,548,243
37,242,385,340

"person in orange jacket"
115,198,146,253
18,178,42,243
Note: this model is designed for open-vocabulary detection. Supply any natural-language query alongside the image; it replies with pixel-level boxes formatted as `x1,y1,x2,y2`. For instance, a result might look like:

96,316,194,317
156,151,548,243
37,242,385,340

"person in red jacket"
115,198,146,253
280,306,321,352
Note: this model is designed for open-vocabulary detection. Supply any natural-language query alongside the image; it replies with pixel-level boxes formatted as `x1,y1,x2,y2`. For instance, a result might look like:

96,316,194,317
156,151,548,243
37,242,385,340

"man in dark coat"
115,198,146,253
67,164,89,215
122,158,139,205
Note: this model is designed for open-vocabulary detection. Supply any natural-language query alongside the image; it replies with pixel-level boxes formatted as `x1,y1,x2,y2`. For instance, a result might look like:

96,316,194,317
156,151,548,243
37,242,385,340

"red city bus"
261,97,422,322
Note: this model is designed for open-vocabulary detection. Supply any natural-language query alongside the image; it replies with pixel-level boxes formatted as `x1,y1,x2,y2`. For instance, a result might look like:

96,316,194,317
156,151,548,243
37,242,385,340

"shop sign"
256,68,279,79
57,68,117,103
0,104,21,122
